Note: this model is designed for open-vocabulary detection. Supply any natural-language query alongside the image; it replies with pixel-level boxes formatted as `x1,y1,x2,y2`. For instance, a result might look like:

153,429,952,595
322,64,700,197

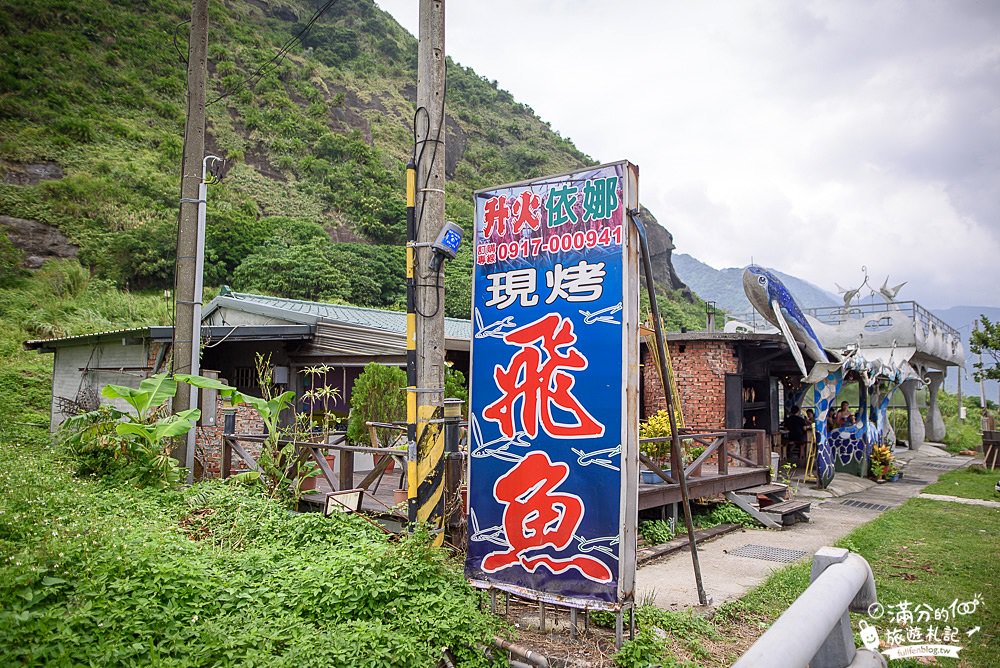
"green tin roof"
208,291,472,341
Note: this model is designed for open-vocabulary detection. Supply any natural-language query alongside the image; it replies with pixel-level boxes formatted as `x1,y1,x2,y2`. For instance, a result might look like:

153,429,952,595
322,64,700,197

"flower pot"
640,469,671,484
299,473,319,491
393,487,409,505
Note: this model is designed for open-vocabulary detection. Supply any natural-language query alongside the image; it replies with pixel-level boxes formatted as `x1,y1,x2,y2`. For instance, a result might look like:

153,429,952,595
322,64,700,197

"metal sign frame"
465,161,639,611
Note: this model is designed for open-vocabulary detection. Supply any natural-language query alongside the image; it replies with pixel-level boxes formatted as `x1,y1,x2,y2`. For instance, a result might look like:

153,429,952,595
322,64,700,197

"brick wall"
195,397,265,479
643,340,739,431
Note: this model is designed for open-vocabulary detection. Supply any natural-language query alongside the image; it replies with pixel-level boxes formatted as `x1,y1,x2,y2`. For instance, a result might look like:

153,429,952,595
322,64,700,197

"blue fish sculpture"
743,266,842,487
742,266,829,377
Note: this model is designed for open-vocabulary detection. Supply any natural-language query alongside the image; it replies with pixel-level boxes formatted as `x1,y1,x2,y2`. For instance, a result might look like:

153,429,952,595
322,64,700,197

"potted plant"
869,444,898,482
686,443,706,477
639,409,675,483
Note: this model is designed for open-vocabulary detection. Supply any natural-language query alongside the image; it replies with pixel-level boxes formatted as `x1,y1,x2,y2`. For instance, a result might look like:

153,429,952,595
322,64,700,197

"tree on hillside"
970,315,1000,381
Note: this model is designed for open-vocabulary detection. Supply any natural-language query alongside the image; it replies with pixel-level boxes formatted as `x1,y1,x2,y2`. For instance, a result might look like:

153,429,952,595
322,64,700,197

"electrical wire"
207,0,341,107
411,68,448,240
173,19,191,66
413,262,445,319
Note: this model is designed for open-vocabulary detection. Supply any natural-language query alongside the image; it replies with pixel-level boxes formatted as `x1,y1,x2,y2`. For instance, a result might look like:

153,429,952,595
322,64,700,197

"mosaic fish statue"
742,266,840,381
743,266,843,487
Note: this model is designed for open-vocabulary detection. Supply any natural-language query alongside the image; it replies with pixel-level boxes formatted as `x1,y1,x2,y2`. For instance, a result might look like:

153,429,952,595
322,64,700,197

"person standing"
804,408,817,481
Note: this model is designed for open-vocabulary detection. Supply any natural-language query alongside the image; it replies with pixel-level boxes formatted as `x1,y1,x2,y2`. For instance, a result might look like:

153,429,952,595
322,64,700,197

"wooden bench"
762,499,811,527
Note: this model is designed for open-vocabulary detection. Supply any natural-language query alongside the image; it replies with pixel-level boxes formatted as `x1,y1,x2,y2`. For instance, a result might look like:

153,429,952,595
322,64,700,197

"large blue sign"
466,162,637,607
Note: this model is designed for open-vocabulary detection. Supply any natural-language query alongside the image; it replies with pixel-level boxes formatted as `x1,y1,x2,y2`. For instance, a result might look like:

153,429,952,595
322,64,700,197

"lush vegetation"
4,0,710,323
0,442,505,666
620,494,999,667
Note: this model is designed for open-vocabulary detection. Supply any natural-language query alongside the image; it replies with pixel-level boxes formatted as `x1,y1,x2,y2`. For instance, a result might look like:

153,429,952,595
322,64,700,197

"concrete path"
918,493,1000,508
635,444,974,611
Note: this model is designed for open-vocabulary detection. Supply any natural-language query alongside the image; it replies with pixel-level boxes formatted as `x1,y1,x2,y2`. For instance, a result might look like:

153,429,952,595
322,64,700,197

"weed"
695,502,759,529
639,519,675,545
0,441,505,667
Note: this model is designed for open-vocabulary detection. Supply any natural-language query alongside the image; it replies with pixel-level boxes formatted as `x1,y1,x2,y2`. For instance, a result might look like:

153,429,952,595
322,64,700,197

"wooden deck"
224,428,773,520
301,467,407,517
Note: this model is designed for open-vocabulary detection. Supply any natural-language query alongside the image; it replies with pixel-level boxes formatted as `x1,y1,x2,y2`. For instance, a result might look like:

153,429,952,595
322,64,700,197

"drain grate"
842,499,893,512
923,462,959,471
729,544,807,563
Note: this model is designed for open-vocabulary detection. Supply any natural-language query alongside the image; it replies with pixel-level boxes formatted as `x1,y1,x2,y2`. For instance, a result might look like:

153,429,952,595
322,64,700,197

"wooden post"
339,449,354,493
221,406,235,478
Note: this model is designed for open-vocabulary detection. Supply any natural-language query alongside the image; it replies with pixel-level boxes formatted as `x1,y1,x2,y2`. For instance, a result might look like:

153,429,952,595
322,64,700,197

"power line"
411,71,448,240
208,0,340,107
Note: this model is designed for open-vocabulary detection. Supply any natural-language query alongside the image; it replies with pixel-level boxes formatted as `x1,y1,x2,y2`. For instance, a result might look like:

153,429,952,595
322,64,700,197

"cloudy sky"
377,0,1000,309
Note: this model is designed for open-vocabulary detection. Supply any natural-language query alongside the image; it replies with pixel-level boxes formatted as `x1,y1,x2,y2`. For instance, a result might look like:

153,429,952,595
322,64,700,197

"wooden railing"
221,431,406,494
638,428,768,483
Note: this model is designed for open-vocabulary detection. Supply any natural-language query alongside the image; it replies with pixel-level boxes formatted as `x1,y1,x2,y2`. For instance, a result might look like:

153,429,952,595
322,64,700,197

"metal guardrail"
803,301,959,340
734,547,887,668
727,301,959,341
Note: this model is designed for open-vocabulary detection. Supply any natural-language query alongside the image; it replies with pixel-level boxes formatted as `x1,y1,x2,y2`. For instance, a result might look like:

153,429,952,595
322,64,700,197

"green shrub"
695,502,758,529
639,519,675,545
347,362,407,446
37,259,89,298
0,233,24,286
0,442,505,667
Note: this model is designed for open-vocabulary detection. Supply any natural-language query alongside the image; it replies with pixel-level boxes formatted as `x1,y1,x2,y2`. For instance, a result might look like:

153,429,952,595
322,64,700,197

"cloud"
377,0,1000,308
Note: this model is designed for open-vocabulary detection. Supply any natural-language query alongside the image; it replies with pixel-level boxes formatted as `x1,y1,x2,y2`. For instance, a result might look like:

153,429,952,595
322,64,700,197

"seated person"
783,405,807,465
835,401,853,427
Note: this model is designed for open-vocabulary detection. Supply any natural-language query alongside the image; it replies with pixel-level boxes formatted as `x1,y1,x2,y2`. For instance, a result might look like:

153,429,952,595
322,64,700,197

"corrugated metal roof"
222,292,472,340
24,327,168,351
24,325,315,351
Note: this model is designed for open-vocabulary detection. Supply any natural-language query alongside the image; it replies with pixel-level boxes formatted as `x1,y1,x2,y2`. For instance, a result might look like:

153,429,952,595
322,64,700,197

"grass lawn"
710,499,999,668
922,465,1000,502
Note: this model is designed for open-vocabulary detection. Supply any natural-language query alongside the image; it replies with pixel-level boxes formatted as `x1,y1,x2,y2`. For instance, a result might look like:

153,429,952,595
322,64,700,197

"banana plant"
101,373,179,423
176,372,301,501
174,373,296,438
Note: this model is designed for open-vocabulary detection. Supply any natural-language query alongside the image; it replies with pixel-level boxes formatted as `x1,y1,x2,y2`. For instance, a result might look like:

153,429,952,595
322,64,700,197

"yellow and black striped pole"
405,160,446,544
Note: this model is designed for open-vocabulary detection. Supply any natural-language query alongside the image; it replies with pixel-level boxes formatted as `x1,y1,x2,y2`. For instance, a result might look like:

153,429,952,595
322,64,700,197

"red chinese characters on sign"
483,195,510,237
481,451,613,582
483,314,604,440
483,191,542,238
510,191,542,234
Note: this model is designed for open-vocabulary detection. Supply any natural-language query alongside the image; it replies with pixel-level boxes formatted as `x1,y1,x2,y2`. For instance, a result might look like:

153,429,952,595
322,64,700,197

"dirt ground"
494,596,763,668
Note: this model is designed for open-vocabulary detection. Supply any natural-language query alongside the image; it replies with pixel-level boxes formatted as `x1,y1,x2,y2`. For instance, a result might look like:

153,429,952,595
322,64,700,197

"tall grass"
0,261,172,444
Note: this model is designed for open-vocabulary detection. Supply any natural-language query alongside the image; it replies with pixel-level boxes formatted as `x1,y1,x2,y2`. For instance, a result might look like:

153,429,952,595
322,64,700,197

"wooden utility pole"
407,0,447,545
171,0,209,468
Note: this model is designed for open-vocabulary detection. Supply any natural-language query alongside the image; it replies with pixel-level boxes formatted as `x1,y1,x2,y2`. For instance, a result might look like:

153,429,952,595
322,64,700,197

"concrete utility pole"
406,0,448,545
171,0,209,469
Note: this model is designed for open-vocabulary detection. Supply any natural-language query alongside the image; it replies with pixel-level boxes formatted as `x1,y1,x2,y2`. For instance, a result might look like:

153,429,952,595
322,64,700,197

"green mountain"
672,253,839,315
0,0,702,327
